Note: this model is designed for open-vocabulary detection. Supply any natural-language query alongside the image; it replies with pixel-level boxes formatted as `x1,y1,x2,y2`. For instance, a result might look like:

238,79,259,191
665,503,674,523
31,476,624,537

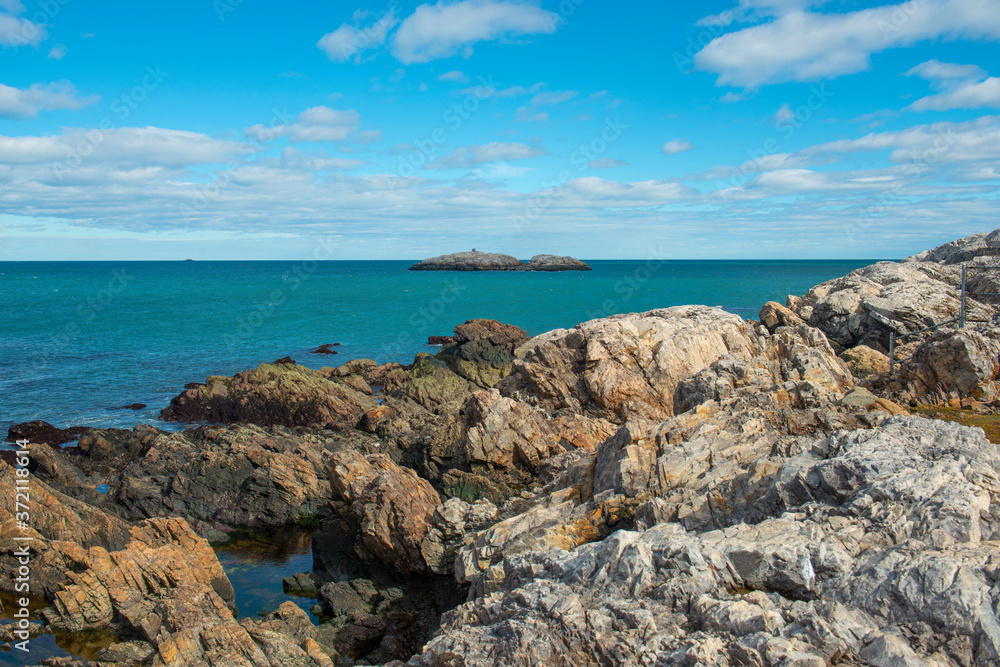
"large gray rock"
906,228,1000,264
405,417,1000,667
786,229,1000,353
502,306,770,422
869,326,1000,405
787,261,967,352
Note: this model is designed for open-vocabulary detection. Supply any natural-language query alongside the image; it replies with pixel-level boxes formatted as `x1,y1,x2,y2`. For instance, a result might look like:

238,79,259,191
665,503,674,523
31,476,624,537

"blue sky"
1,0,999,260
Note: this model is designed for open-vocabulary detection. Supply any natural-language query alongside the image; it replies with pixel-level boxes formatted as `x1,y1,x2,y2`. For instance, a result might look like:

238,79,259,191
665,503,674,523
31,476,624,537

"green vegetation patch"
913,406,1000,444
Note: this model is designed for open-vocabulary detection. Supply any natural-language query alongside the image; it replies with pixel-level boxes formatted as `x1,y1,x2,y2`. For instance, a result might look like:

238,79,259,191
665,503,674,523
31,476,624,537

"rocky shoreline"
4,229,1000,666
408,250,591,271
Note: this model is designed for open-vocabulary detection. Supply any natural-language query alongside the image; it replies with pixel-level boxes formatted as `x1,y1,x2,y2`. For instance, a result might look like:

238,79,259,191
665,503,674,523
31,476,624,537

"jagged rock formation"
907,228,1000,264
327,449,442,576
784,230,999,353
41,517,341,666
402,415,1000,667
867,325,1000,406
160,362,377,429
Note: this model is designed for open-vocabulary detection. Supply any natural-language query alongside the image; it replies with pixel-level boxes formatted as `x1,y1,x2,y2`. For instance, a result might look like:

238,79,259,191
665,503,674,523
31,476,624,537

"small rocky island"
409,250,591,271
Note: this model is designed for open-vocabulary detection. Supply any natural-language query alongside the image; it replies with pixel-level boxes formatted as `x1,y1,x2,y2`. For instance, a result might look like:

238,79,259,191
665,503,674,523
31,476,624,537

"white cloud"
695,0,1000,88
773,103,795,123
588,158,629,169
2,114,999,261
318,10,398,62
0,127,245,166
906,60,1000,111
907,59,985,81
803,115,1000,164
911,76,1000,111
391,0,559,64
0,3,46,48
530,90,578,106
47,44,67,60
559,177,694,206
438,70,469,82
429,142,545,168
281,147,366,171
247,106,363,143
515,109,549,123
354,130,384,144
0,81,99,119
662,139,692,155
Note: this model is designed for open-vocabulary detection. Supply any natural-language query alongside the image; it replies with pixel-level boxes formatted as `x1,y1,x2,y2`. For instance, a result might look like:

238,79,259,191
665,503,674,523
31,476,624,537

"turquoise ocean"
0,260,875,434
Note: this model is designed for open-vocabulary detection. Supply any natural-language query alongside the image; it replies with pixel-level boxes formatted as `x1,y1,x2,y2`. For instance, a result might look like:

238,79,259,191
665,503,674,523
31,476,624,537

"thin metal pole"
889,331,895,374
960,263,967,328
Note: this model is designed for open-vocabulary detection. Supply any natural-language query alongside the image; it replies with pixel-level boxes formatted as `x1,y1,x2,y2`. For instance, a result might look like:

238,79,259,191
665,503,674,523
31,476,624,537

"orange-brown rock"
463,389,616,470
327,450,441,575
758,301,805,332
0,458,130,596
160,362,377,429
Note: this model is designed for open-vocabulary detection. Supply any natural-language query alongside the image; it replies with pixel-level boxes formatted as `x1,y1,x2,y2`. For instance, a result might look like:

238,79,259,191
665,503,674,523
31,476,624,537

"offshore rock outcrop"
6,419,89,447
522,254,591,271
408,250,591,271
409,250,524,271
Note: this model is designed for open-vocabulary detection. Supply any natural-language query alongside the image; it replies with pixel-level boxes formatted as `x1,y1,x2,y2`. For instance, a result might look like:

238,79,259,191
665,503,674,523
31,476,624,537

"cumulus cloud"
281,147,366,171
802,115,1000,163
559,177,694,206
47,44,67,59
429,142,545,168
530,90,578,106
0,2,47,48
353,129,384,144
773,103,795,123
0,127,245,166
246,106,363,143
662,139,692,155
318,10,399,62
695,0,1000,88
588,158,629,169
0,81,99,119
906,59,1000,111
391,0,559,64
438,70,469,82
